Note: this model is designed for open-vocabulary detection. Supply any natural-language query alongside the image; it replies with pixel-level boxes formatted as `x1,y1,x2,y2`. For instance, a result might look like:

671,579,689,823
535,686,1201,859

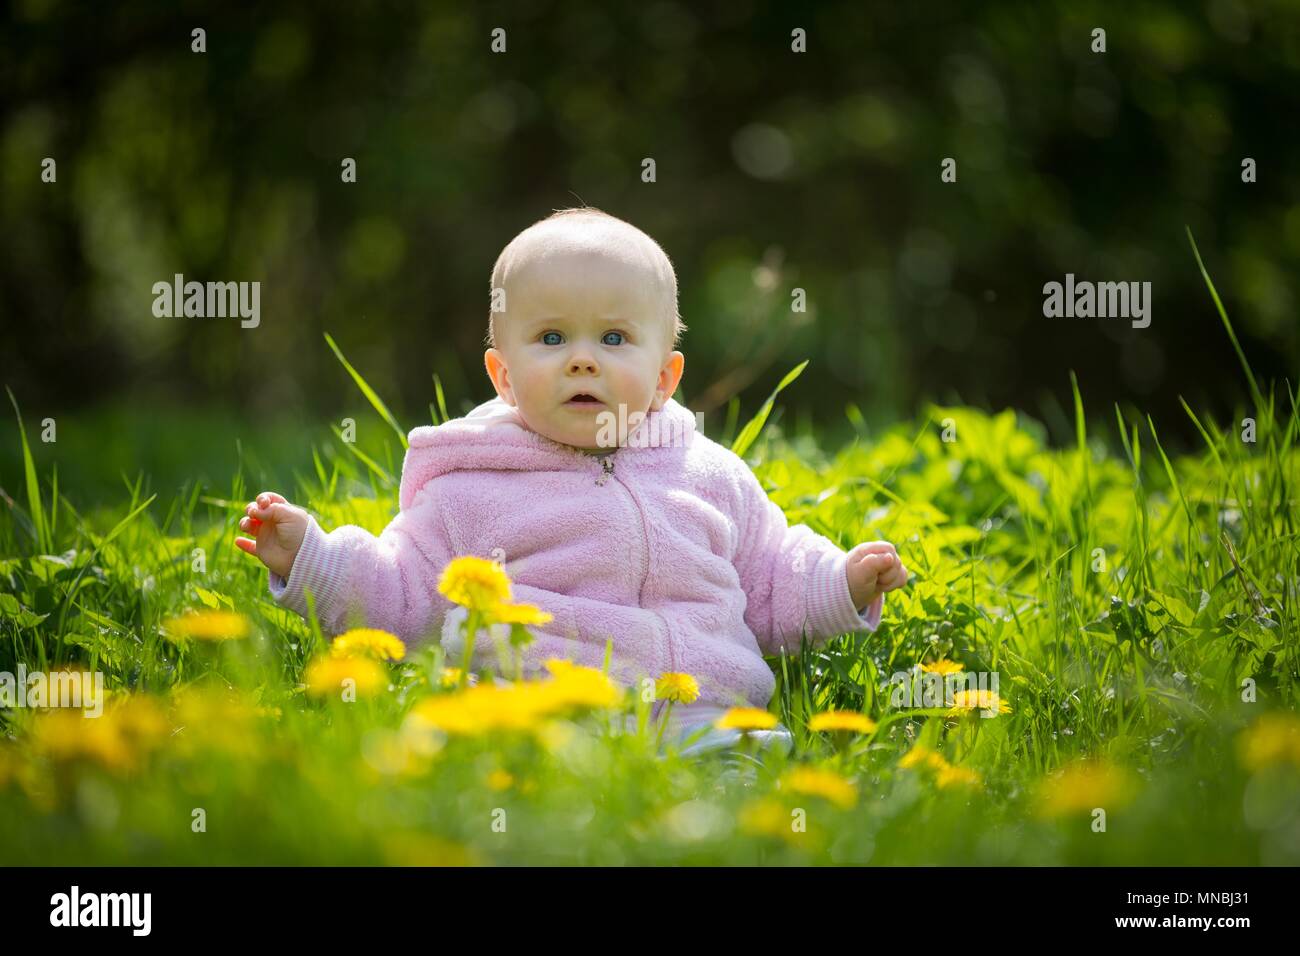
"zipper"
594,452,643,588
594,452,616,486
592,450,673,671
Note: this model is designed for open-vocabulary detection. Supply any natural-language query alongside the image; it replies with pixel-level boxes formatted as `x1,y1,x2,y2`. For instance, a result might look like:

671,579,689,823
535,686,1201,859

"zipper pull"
595,454,615,486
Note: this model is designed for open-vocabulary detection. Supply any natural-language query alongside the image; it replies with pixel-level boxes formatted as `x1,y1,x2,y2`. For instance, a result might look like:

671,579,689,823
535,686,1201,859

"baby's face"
485,245,684,451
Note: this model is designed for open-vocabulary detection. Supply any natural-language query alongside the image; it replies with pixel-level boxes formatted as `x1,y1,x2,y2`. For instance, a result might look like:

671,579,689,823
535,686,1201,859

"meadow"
1,256,1297,866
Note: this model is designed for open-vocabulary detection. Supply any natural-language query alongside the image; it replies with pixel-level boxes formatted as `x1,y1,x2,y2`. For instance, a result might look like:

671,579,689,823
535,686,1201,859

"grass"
1,241,1298,865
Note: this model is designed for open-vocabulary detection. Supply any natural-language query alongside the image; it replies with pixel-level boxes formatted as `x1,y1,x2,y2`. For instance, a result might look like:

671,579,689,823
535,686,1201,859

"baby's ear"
654,350,685,407
484,349,516,405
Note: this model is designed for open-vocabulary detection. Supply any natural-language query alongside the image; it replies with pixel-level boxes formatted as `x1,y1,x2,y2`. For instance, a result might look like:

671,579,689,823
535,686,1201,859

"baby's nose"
568,356,598,374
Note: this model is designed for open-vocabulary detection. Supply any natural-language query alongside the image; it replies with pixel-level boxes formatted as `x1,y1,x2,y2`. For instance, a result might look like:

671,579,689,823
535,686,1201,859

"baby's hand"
234,492,308,580
846,541,908,612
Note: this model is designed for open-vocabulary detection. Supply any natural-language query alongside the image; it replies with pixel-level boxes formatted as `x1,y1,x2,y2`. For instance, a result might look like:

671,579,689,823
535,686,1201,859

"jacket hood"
399,396,698,510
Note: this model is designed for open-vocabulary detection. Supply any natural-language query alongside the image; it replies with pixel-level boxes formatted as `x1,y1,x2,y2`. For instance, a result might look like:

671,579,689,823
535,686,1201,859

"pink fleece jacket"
268,396,883,710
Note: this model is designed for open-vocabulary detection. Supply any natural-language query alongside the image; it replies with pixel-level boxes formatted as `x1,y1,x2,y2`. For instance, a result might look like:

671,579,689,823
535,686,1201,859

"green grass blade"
731,359,809,459
330,424,395,486
433,373,450,425
6,385,49,553
1146,414,1196,531
323,332,408,450
1185,227,1266,414
1179,396,1225,470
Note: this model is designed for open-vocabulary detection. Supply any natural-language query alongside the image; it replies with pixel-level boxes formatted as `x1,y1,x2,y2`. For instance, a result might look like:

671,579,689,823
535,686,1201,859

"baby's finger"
234,536,258,556
878,563,908,590
855,553,890,580
864,552,895,569
247,501,284,521
255,491,288,508
265,503,298,523
859,541,898,558
238,516,262,533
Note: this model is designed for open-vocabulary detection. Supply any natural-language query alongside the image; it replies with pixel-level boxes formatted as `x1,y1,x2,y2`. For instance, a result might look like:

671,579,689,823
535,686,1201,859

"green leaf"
195,586,235,610
1148,590,1195,627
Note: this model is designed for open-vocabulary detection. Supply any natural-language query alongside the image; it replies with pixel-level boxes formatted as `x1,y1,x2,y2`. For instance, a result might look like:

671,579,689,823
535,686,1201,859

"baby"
235,207,907,752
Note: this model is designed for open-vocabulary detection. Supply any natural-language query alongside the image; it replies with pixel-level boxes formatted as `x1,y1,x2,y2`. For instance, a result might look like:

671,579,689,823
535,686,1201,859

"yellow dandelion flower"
808,710,877,734
738,798,804,845
921,658,965,676
30,694,168,774
781,767,857,809
111,695,170,744
715,707,779,732
533,665,624,712
304,655,387,698
161,610,250,642
410,684,545,736
330,628,406,661
493,603,554,626
1037,760,1135,817
31,710,130,770
484,687,553,728
411,664,622,738
486,769,514,791
656,672,701,705
1237,713,1300,771
437,556,512,612
947,689,1011,717
936,765,982,789
437,667,480,688
899,745,950,771
407,695,483,736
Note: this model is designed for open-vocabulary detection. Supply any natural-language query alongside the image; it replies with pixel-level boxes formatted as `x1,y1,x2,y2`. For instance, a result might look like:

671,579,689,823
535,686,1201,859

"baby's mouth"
564,393,604,408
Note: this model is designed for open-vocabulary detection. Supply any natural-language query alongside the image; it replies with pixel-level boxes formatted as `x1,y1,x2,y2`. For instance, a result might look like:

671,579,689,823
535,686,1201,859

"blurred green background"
1,0,1297,502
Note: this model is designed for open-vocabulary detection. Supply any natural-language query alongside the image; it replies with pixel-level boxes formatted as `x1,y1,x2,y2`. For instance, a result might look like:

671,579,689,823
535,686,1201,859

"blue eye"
541,331,563,345
602,331,624,346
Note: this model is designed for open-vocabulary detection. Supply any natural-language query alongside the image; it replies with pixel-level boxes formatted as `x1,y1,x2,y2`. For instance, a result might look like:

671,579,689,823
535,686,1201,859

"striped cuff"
267,514,348,623
807,550,884,636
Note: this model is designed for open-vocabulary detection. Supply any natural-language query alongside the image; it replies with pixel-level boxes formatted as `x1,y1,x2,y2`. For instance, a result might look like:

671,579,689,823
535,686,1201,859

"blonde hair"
486,206,685,350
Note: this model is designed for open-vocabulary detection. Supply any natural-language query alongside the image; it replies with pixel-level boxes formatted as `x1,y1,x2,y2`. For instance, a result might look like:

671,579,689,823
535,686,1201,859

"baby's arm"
236,488,454,643
731,467,906,656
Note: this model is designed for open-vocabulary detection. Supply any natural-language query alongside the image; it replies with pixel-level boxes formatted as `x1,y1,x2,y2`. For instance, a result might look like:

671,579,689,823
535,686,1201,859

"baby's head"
484,208,686,451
